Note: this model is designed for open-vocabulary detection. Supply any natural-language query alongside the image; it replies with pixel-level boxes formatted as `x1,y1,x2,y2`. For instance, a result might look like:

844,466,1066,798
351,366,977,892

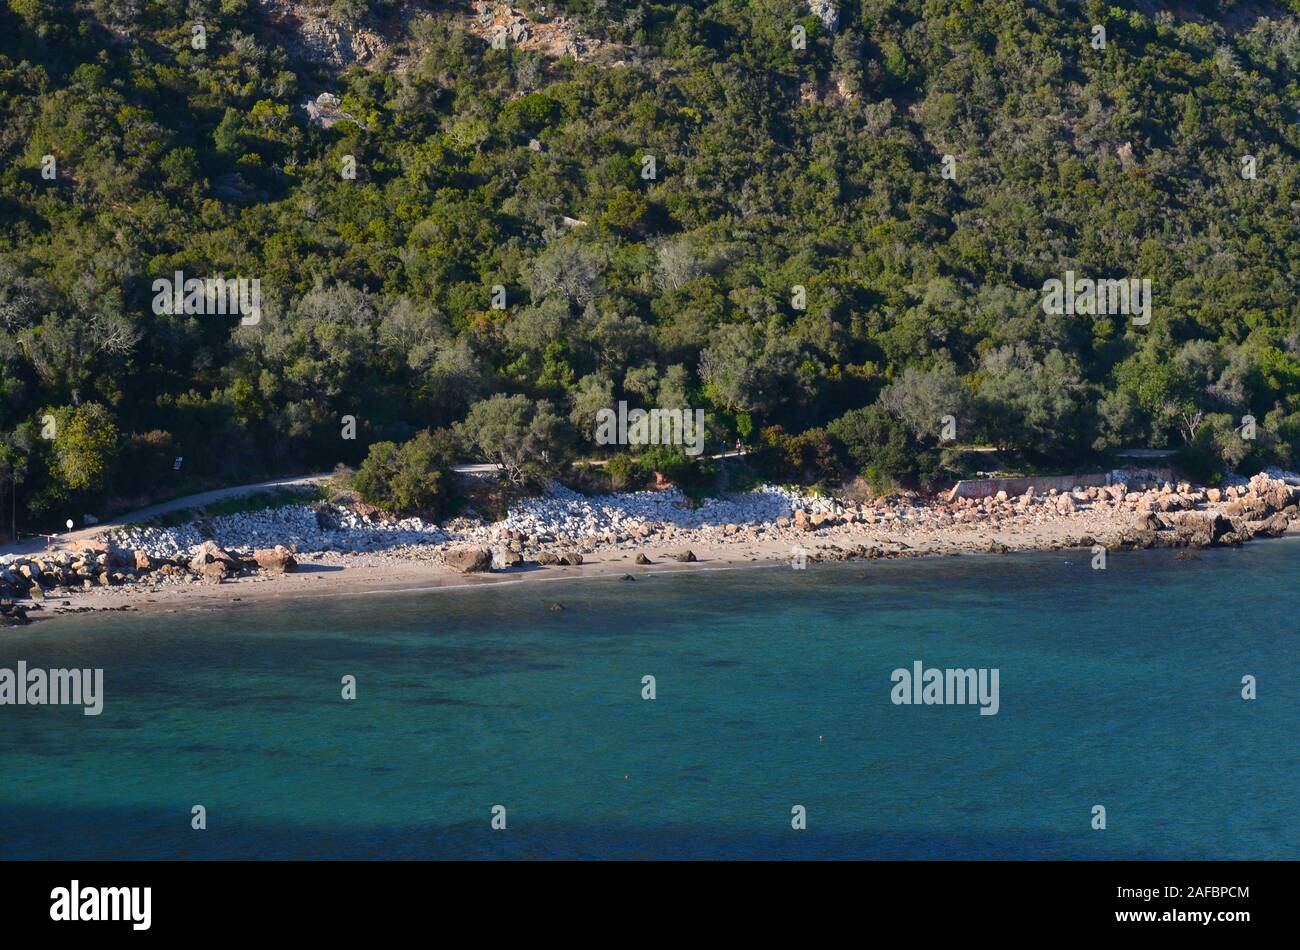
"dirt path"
0,473,335,557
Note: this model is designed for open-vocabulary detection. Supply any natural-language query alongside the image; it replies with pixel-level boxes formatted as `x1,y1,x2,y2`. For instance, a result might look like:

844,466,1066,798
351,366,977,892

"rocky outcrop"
253,1,620,74
0,597,30,625
809,1,840,33
254,0,396,70
302,92,359,130
1182,511,1233,547
467,2,613,62
1252,513,1290,539
0,535,293,602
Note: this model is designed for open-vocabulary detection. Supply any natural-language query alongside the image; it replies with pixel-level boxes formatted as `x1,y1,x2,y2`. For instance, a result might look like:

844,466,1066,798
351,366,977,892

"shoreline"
20,549,791,620
7,471,1300,624
15,520,1300,624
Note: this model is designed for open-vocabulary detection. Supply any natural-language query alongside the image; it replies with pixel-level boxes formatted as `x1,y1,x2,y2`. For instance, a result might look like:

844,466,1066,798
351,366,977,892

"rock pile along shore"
3,472,1299,617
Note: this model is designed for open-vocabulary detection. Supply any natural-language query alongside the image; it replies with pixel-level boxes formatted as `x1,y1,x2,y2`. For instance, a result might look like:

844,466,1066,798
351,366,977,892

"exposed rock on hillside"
809,1,839,33
302,92,359,129
466,1,608,60
255,0,404,69
253,1,620,73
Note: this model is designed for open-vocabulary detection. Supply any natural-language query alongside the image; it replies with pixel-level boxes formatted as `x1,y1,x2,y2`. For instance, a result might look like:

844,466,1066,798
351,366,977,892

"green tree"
879,361,972,443
353,429,458,516
51,403,119,492
827,404,934,489
460,394,567,484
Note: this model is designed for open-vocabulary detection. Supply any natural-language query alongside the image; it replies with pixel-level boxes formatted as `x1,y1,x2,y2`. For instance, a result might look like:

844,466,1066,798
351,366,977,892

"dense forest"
3,0,1300,530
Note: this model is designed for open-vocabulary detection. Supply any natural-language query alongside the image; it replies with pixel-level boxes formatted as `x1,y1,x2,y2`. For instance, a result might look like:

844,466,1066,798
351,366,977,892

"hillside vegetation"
3,0,1300,527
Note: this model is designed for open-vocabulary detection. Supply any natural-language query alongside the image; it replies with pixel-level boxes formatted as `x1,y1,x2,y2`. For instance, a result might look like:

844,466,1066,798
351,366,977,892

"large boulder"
1167,511,1234,548
1248,476,1297,512
1252,513,1290,539
558,551,584,566
493,548,524,569
198,560,228,585
189,540,238,573
253,545,298,574
1122,530,1158,550
1135,512,1163,532
671,550,698,562
444,546,493,573
1225,496,1267,520
0,601,29,625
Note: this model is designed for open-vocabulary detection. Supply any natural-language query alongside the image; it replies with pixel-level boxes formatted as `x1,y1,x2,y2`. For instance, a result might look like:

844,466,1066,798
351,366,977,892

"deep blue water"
1,541,1296,860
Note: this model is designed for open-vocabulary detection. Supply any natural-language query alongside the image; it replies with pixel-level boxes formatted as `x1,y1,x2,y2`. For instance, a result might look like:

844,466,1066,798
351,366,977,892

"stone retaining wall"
947,473,1112,501
948,468,1177,501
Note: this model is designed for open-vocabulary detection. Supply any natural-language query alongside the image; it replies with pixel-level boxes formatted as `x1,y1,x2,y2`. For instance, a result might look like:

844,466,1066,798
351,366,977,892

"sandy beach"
10,470,1300,623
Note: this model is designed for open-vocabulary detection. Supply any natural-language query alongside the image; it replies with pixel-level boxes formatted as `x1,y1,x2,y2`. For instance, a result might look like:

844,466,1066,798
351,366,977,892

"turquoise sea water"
0,541,1296,860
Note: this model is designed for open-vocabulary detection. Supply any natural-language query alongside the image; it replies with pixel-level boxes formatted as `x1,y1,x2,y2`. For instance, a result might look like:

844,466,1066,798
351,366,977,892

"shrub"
827,404,941,489
117,430,179,497
752,425,839,484
352,428,458,516
605,453,646,490
639,445,717,499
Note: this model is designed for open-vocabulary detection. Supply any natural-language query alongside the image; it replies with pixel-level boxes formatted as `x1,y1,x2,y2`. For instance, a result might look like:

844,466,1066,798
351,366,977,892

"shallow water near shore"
1,541,1296,860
